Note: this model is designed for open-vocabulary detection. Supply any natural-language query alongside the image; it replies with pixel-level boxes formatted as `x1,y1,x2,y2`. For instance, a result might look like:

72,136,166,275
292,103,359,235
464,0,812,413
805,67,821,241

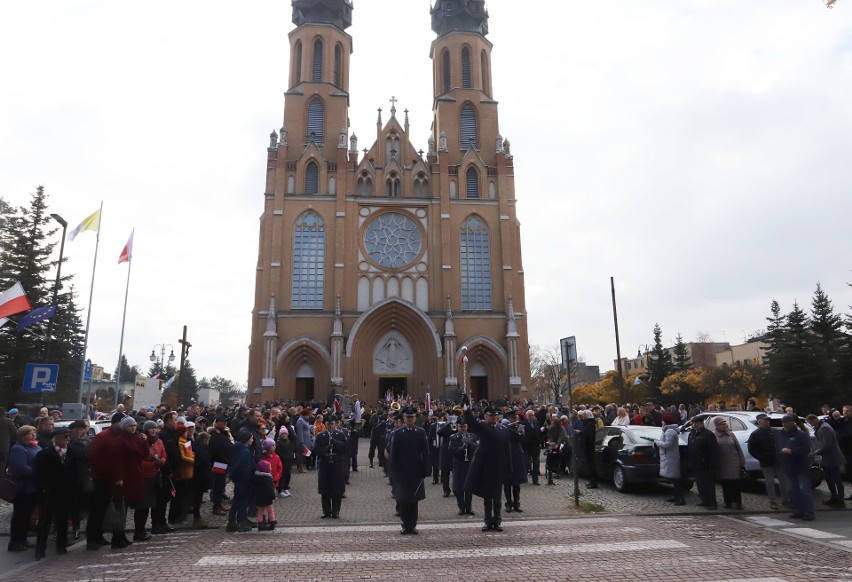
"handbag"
0,475,22,503
102,499,126,532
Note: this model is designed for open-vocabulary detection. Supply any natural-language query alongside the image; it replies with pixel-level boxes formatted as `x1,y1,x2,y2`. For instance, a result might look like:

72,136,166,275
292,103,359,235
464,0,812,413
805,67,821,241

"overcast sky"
1,0,850,390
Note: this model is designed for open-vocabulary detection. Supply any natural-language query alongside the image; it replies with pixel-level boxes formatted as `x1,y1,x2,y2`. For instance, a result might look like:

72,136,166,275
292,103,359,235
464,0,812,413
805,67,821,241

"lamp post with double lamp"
44,214,67,364
150,343,175,383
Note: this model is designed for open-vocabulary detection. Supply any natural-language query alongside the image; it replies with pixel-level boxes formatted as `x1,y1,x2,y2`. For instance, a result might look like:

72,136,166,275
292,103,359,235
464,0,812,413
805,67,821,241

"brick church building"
247,0,530,405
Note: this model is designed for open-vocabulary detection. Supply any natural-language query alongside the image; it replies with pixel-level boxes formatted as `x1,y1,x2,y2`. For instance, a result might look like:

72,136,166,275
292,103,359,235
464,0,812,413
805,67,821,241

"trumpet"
390,402,401,411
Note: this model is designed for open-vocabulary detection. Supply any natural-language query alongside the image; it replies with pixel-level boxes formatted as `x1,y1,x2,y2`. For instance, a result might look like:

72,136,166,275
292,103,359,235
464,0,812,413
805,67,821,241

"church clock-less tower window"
313,38,324,81
292,211,325,309
460,215,491,310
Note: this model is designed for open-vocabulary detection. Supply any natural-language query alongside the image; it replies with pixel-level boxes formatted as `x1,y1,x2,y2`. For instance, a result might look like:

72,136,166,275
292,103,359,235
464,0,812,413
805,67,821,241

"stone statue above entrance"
373,332,413,374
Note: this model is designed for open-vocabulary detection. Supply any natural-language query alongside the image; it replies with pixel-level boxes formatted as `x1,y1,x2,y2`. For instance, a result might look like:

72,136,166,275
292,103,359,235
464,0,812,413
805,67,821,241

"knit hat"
8,408,18,415
143,420,158,433
257,460,271,473
713,416,727,427
279,426,289,437
263,438,276,450
119,416,137,431
236,428,253,443
662,413,674,425
111,412,127,424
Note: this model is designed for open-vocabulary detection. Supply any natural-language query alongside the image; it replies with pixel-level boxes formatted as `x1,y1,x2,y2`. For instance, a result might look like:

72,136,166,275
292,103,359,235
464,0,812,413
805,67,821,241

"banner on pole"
560,336,577,372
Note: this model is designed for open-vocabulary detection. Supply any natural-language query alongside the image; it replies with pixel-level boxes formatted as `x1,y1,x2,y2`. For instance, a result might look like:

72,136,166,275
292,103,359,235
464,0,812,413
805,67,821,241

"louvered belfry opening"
313,38,323,81
460,103,477,149
305,161,319,194
307,98,324,143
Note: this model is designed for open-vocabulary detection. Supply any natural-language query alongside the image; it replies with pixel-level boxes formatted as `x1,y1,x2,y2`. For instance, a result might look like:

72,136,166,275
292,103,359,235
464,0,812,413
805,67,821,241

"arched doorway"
277,337,331,403
470,362,488,402
459,337,509,402
295,362,315,402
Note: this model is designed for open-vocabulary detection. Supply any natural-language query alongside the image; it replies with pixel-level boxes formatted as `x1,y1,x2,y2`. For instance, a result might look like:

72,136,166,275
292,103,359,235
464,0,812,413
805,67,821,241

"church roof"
431,0,489,37
292,0,353,30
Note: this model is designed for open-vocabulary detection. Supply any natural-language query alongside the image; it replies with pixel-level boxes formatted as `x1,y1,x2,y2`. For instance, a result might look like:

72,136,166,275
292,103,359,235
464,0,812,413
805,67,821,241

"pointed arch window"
292,211,325,309
313,38,324,82
386,172,401,197
385,133,400,162
465,167,479,198
307,97,324,143
460,215,491,310
357,171,373,196
461,46,472,89
414,172,429,197
481,50,490,95
460,104,477,149
305,161,319,194
442,50,451,93
292,41,302,86
334,43,343,87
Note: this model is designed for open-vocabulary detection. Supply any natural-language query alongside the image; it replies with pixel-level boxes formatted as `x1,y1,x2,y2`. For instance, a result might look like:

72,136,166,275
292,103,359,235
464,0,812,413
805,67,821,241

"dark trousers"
228,482,250,524
823,465,845,500
671,478,685,502
503,484,520,508
278,467,292,492
455,491,473,512
441,468,451,495
38,497,70,551
526,446,541,482
584,451,598,485
211,472,227,509
9,493,36,546
134,506,150,533
350,441,359,470
787,472,814,517
321,494,342,517
431,462,440,482
191,485,204,518
368,436,379,463
86,479,110,543
720,479,742,507
169,480,188,522
151,479,174,528
398,501,418,530
694,467,717,507
483,495,502,526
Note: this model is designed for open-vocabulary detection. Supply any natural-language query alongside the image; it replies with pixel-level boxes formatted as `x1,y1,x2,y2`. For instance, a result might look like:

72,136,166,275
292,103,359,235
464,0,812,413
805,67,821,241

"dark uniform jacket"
462,409,512,498
449,431,478,493
436,421,456,471
505,422,528,486
389,424,430,503
314,428,348,497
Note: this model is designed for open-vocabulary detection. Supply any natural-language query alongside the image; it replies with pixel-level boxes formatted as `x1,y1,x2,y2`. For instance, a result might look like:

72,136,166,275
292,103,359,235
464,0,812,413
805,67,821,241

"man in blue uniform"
389,407,430,534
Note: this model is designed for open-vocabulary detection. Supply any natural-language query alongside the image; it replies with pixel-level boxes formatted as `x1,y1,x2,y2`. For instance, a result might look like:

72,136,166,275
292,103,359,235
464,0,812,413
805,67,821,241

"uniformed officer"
389,407,430,534
503,409,528,513
448,416,478,515
314,414,348,518
436,412,455,497
462,396,512,532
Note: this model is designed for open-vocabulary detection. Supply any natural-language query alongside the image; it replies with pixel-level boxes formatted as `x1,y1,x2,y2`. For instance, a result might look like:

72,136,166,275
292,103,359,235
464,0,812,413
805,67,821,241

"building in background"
247,0,530,404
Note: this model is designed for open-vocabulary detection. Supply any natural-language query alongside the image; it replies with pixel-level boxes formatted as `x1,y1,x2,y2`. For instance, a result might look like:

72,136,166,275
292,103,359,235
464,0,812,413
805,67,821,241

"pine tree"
672,333,691,371
50,285,86,403
114,354,141,383
178,359,199,406
0,187,63,404
646,323,673,399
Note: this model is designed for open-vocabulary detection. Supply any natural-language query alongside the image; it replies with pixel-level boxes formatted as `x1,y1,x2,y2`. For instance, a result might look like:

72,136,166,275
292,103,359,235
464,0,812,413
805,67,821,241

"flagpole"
115,228,134,409
78,202,103,406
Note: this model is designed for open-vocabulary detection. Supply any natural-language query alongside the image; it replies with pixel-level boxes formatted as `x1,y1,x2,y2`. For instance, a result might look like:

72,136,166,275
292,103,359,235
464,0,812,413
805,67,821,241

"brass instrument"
390,402,401,411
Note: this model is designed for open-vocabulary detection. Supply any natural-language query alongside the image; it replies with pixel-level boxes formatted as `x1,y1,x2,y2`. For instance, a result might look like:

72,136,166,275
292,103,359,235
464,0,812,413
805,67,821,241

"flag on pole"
118,230,134,264
68,209,101,241
426,393,432,417
164,374,177,389
16,304,57,333
0,282,32,319
0,318,8,328
334,399,342,414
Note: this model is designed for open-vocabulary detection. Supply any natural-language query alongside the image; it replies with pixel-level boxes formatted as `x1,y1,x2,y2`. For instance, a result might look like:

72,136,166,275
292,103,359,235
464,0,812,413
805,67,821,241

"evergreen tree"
0,187,78,405
646,323,673,399
810,283,843,347
178,359,199,406
49,285,86,403
114,354,141,383
672,333,691,371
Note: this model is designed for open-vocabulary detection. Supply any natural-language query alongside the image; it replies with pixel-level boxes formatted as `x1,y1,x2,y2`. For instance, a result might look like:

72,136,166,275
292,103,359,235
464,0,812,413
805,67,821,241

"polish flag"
212,462,228,475
118,230,134,264
303,446,312,458
0,282,32,320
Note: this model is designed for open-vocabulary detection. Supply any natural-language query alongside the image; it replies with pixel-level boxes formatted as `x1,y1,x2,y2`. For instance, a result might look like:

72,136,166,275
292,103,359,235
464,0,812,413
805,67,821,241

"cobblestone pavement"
2,449,850,580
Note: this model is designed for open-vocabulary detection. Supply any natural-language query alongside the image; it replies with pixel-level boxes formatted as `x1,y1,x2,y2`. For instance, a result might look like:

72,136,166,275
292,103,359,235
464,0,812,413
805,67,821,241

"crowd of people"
1,396,850,560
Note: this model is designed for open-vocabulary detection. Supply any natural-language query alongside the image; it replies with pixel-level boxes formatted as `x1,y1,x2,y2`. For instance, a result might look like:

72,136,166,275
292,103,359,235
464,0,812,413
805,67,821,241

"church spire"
292,0,353,30
431,0,488,37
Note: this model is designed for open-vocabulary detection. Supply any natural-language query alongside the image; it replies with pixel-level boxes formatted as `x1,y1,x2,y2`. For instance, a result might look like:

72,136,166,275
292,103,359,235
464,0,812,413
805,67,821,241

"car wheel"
613,466,629,492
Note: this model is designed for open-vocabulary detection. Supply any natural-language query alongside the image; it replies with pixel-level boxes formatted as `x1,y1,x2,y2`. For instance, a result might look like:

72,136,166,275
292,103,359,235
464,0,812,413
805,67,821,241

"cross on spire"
389,96,398,118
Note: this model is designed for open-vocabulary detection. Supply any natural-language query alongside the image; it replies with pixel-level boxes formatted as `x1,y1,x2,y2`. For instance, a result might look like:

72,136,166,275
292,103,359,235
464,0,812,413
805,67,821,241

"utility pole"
611,277,625,403
178,325,191,406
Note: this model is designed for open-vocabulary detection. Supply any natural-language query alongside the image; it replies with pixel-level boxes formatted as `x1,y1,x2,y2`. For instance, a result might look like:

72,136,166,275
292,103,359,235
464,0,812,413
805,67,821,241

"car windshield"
627,427,662,443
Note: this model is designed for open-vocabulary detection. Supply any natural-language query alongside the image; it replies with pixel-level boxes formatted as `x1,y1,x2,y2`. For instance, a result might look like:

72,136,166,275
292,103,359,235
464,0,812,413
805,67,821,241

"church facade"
247,0,530,405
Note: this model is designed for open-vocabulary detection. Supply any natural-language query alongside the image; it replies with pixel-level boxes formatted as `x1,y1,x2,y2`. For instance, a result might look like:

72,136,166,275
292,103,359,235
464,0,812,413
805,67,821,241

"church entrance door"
295,378,314,402
379,377,407,400
470,376,488,402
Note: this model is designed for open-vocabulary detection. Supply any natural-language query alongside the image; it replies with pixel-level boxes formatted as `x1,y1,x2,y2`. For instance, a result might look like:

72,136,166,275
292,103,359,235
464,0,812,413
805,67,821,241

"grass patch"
574,501,606,513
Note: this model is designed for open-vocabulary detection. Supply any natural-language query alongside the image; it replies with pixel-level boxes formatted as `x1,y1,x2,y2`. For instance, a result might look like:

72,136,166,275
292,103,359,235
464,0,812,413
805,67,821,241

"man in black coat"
448,417,478,515
314,414,348,518
578,411,599,489
152,412,181,533
436,415,456,497
389,407,430,534
687,416,718,510
503,410,528,512
747,413,787,509
522,409,542,485
208,416,234,516
426,415,440,483
33,428,78,559
462,398,512,532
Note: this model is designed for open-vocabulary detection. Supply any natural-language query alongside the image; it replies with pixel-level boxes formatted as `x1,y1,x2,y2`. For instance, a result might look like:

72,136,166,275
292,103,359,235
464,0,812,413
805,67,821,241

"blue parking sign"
22,363,59,393
84,359,93,382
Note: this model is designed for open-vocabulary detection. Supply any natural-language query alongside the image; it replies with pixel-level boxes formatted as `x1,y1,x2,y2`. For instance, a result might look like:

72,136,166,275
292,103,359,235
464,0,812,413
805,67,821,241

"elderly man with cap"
32,426,77,559
87,412,133,550
777,414,815,520
209,415,234,515
687,415,718,510
389,407,430,534
747,413,787,509
462,396,512,532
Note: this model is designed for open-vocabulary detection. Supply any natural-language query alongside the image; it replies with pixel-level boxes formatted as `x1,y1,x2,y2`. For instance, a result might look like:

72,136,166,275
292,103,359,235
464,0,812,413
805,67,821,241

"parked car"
576,425,693,492
678,411,823,488
53,419,110,438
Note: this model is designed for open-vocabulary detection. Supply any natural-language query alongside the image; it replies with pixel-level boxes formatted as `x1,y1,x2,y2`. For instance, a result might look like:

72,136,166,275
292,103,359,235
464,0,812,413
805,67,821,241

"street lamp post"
460,345,468,401
150,343,176,380
44,214,67,363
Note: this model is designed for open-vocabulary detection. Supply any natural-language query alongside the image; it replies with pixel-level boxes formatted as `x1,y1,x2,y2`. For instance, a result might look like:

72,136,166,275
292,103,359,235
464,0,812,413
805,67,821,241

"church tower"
247,0,530,405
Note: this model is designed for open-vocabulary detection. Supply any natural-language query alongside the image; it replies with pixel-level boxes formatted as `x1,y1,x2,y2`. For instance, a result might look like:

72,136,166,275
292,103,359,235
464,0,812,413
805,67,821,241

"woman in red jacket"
133,421,165,541
116,417,149,543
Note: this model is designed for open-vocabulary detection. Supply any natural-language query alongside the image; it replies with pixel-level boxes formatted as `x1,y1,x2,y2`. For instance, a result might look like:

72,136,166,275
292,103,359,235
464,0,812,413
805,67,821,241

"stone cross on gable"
389,95,398,117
